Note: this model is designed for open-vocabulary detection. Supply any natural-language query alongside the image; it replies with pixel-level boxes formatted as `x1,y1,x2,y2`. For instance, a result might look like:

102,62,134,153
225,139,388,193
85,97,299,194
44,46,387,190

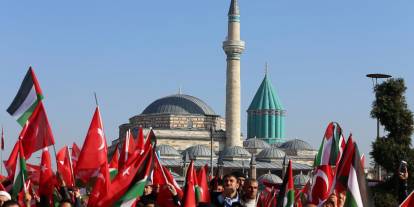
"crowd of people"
0,170,349,207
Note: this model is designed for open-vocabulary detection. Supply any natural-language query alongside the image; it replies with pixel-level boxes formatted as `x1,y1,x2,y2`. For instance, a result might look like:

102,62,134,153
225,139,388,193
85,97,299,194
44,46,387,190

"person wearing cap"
0,191,11,206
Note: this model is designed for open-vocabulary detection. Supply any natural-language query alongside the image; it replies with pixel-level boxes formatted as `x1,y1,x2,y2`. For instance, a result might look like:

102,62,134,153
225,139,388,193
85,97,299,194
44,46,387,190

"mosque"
109,0,316,188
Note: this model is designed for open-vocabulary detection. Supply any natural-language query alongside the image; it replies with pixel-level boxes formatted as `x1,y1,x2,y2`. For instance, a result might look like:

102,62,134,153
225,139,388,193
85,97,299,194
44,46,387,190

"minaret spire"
223,0,245,147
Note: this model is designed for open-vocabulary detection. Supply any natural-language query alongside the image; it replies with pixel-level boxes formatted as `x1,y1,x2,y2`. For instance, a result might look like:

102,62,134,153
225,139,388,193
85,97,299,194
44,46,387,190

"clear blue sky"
1,0,413,166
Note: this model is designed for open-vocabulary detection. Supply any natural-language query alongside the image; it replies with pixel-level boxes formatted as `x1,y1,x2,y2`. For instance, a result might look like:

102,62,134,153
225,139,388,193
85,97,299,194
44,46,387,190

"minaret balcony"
223,40,245,55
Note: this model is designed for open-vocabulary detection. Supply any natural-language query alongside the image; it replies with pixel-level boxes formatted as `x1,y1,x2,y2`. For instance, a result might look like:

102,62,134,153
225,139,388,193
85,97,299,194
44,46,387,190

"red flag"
183,160,197,207
98,147,154,206
39,147,55,201
400,190,414,207
309,165,334,205
136,127,145,154
76,107,108,183
19,102,55,159
26,164,40,185
88,164,110,207
119,130,136,170
1,127,4,151
4,141,19,179
333,135,355,193
71,142,81,170
56,146,74,187
109,144,119,170
197,165,210,203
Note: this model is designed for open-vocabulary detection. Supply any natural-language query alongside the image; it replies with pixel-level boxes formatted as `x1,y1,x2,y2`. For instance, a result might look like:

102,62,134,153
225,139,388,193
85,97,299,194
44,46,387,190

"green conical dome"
248,74,284,111
247,74,285,144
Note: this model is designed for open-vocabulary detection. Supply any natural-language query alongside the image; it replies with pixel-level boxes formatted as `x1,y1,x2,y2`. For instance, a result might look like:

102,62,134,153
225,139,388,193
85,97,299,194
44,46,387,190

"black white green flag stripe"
7,67,44,126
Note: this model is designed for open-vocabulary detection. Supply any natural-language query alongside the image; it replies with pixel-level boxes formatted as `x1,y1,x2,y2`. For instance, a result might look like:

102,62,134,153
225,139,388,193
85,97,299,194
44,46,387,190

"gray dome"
156,145,180,156
220,146,251,159
270,142,283,148
184,145,212,159
280,139,314,151
256,147,286,161
257,173,283,185
294,172,309,187
142,94,216,116
243,138,271,150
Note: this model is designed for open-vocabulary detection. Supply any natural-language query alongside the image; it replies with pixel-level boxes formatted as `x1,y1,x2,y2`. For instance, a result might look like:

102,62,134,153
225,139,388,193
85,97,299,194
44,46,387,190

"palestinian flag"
276,160,294,207
343,144,369,207
112,149,154,207
7,67,44,126
315,122,344,166
11,140,28,199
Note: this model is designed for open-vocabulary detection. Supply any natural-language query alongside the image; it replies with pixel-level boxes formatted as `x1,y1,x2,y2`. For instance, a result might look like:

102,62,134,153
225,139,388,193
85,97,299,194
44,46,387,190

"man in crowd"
213,173,242,207
241,179,259,207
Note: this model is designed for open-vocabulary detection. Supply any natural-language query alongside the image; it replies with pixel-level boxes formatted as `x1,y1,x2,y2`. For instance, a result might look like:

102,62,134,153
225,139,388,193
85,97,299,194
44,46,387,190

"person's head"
231,171,246,189
210,177,224,192
59,199,73,207
2,200,20,207
144,181,153,195
243,179,258,199
223,174,239,196
0,191,11,206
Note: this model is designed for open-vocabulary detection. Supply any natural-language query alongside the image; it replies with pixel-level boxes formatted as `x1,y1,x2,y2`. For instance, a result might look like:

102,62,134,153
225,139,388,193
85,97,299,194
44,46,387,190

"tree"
370,78,414,206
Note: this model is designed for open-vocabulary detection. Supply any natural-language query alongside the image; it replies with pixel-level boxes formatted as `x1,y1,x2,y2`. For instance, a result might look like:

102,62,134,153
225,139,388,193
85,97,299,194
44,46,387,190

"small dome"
280,139,313,151
156,145,180,156
142,94,216,116
183,145,212,159
220,146,251,159
257,173,283,185
270,142,283,148
256,147,286,161
294,172,309,187
243,138,271,150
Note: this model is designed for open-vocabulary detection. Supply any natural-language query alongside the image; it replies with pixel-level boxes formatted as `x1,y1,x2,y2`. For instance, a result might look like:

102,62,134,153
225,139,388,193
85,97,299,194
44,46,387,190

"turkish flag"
56,146,74,187
76,107,108,183
88,164,110,207
309,165,334,205
183,161,197,207
71,142,81,170
19,102,55,159
135,127,145,154
39,147,55,199
197,165,210,203
119,130,136,170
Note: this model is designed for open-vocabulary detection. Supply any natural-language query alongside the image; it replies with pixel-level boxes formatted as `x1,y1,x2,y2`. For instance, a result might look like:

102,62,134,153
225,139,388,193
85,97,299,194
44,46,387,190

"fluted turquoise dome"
247,73,286,144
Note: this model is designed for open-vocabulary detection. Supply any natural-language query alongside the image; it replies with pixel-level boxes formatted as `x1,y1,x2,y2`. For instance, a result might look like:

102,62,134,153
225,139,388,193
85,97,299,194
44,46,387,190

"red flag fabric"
71,142,81,170
197,165,210,203
19,102,55,159
56,146,74,187
88,163,110,207
109,144,119,170
76,107,108,183
119,130,136,170
26,164,40,185
98,147,154,206
400,190,414,207
309,165,334,205
39,147,54,199
183,160,197,207
333,135,355,194
4,141,19,179
136,127,145,154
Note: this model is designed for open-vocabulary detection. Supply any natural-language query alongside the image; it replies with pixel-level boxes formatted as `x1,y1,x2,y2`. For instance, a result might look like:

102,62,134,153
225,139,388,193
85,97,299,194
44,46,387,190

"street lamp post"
366,73,392,181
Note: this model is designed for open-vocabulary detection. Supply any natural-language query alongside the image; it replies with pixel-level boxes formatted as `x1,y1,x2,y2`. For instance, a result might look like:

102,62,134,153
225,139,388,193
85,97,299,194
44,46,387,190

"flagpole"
94,92,99,106
67,146,76,187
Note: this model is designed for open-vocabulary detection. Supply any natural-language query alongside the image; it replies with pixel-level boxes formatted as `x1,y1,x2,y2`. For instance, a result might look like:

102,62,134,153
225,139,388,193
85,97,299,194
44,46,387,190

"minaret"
223,0,245,147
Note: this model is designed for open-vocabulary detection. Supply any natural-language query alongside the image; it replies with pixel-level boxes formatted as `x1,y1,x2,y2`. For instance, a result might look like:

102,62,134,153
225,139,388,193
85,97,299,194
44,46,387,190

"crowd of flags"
1,67,413,207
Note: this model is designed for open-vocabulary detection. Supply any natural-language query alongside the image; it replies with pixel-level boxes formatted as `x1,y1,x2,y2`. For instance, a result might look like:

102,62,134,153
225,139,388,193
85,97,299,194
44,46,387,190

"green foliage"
370,78,414,204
